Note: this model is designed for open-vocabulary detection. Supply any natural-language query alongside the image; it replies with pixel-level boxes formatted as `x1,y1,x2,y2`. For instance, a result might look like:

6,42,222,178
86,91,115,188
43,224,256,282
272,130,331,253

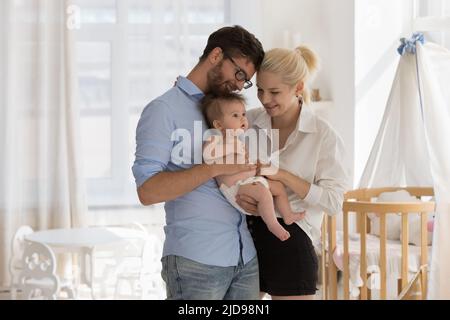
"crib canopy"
358,34,450,299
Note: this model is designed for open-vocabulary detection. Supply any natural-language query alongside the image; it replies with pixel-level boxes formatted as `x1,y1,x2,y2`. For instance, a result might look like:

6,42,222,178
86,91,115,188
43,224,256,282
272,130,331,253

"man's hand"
212,163,257,177
236,194,258,215
209,151,256,177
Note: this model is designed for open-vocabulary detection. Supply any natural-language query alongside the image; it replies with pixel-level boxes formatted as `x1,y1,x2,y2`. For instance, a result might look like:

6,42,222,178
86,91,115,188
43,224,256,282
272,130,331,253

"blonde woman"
237,45,349,300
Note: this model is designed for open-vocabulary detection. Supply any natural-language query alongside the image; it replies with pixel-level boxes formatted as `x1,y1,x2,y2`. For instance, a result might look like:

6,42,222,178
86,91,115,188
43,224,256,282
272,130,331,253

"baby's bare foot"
268,223,291,241
279,230,290,241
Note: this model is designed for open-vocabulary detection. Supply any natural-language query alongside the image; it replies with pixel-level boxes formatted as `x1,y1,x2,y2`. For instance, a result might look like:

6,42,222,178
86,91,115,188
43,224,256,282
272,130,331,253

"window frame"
413,0,450,41
74,0,232,207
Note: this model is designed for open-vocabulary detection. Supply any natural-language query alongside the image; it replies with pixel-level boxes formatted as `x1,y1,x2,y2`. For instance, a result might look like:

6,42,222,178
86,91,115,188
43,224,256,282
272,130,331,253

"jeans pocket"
160,256,167,286
170,256,232,299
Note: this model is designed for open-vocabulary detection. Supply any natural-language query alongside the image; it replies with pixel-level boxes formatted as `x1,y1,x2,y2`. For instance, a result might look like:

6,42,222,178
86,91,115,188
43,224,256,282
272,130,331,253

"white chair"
114,233,165,300
9,226,34,299
19,241,75,300
87,222,152,299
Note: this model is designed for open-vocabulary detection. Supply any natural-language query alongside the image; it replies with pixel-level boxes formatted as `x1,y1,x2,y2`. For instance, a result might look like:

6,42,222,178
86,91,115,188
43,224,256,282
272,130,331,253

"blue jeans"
161,255,259,300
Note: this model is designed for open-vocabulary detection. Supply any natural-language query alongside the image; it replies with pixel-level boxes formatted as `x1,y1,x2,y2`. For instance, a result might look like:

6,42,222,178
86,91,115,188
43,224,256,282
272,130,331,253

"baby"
201,93,305,241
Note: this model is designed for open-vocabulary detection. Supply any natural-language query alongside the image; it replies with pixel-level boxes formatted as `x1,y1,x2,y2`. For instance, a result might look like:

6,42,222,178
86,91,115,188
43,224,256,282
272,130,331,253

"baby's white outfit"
219,176,270,215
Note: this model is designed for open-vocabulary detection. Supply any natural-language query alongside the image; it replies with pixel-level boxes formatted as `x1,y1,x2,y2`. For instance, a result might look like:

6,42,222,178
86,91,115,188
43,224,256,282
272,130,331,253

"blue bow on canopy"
397,32,425,55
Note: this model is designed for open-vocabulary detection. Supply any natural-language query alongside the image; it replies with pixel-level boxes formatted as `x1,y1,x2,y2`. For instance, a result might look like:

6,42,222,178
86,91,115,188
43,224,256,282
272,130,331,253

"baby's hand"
297,211,306,221
260,162,281,178
255,160,271,176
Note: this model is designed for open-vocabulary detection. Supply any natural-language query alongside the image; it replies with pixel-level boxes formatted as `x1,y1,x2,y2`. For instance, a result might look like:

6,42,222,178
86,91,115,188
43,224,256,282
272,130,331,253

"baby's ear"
212,119,222,130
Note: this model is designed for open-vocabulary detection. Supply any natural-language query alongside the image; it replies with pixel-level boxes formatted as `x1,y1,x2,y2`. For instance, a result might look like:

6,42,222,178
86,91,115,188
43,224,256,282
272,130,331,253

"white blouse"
247,105,350,243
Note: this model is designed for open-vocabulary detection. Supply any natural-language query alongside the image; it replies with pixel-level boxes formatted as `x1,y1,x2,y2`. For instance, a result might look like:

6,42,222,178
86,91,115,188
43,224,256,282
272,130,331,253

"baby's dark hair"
200,93,247,128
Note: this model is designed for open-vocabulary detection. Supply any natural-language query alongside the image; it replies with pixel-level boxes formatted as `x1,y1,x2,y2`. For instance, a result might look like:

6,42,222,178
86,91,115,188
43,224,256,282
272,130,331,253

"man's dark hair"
200,92,247,128
199,25,265,70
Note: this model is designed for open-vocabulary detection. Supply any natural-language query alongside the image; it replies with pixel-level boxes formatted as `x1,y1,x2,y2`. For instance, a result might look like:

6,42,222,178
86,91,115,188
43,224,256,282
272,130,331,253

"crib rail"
322,187,435,300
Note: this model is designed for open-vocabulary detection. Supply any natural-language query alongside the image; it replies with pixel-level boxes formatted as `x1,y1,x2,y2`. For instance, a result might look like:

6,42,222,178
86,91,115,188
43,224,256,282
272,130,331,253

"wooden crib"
320,187,435,300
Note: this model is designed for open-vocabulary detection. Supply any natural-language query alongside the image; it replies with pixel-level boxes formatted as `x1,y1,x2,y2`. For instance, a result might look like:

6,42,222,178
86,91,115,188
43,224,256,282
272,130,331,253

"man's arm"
138,162,256,206
138,164,213,205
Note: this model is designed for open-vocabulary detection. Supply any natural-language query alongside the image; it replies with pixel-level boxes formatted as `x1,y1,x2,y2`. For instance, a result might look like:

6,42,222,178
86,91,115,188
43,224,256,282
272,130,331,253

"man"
132,25,264,300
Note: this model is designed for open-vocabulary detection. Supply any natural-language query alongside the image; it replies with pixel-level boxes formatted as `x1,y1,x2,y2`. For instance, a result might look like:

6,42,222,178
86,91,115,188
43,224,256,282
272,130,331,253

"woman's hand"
236,194,259,215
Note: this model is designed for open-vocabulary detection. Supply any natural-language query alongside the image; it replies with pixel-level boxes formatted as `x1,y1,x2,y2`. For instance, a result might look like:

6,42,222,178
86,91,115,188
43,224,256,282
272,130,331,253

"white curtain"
0,0,87,288
359,40,450,299
417,43,450,300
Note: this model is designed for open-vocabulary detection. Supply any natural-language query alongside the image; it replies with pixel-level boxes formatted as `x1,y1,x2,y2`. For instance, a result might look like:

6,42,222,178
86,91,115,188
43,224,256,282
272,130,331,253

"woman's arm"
266,169,311,200
267,131,349,216
237,128,349,216
235,169,309,215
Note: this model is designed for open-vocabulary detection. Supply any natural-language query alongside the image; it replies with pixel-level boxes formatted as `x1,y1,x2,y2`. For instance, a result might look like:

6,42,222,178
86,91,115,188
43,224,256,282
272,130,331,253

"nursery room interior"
1,0,449,300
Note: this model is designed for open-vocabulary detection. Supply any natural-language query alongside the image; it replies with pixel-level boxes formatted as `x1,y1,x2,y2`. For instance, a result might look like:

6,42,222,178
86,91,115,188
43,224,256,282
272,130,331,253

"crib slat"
342,187,434,301
380,214,387,299
343,210,350,300
420,212,428,299
328,215,338,300
401,213,409,291
360,212,368,300
321,216,327,300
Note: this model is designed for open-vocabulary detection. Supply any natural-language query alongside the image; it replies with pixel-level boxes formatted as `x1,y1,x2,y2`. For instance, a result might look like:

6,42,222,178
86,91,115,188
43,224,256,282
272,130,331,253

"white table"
25,227,146,299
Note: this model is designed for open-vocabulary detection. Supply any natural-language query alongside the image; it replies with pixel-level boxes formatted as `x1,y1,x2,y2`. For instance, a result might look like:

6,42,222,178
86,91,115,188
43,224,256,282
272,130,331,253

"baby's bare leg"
268,180,306,225
238,183,290,241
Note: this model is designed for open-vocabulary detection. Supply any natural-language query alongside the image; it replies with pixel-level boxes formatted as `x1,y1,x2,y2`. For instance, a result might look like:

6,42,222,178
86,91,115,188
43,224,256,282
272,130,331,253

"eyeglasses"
223,52,253,89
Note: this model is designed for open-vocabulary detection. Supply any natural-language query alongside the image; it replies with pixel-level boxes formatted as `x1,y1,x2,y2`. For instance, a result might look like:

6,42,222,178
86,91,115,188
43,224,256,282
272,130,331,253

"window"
74,0,231,207
414,0,450,49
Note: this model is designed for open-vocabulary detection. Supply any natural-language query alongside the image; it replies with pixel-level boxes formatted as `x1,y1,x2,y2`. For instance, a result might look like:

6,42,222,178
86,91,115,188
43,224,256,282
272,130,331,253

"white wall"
324,0,355,182
235,0,415,188
260,0,332,101
229,0,264,108
260,0,355,182
354,0,413,186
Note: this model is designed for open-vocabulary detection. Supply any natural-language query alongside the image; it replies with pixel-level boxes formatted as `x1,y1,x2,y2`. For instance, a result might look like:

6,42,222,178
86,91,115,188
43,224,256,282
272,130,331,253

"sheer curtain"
0,0,87,287
417,43,450,300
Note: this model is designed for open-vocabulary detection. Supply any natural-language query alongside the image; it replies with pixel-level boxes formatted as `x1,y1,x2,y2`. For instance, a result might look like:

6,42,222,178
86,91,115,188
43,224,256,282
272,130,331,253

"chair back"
19,241,60,300
9,226,34,299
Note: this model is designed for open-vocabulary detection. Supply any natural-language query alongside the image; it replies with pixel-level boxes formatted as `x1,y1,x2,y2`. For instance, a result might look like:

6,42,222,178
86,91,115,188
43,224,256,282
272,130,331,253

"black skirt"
247,215,318,296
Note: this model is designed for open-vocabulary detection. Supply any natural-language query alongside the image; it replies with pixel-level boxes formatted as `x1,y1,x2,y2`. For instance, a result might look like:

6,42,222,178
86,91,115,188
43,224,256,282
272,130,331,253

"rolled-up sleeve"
132,100,175,188
305,129,350,215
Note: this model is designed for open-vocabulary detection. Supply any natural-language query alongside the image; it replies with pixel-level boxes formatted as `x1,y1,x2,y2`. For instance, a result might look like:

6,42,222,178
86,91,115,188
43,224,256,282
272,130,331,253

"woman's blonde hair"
260,45,319,104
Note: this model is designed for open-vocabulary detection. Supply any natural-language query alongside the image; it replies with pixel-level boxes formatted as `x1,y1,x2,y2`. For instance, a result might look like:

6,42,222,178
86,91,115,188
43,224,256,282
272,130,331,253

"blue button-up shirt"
132,76,256,267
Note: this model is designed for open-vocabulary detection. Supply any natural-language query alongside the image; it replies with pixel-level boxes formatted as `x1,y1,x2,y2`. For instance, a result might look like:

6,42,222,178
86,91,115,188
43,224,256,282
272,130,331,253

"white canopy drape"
359,37,450,299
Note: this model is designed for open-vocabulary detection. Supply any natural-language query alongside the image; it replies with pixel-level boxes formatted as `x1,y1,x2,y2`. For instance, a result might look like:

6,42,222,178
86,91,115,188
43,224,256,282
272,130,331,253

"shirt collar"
253,104,317,133
176,76,205,102
298,105,317,133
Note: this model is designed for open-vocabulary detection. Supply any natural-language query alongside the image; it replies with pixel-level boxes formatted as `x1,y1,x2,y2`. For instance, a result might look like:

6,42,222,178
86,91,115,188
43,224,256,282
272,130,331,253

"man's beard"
207,62,237,95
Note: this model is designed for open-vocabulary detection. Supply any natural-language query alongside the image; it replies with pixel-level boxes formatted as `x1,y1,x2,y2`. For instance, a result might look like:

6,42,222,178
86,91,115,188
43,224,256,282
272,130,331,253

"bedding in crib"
332,231,432,298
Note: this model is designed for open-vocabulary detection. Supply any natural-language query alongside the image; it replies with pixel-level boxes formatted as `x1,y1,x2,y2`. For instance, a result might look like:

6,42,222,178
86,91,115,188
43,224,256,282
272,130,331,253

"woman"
237,45,349,300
